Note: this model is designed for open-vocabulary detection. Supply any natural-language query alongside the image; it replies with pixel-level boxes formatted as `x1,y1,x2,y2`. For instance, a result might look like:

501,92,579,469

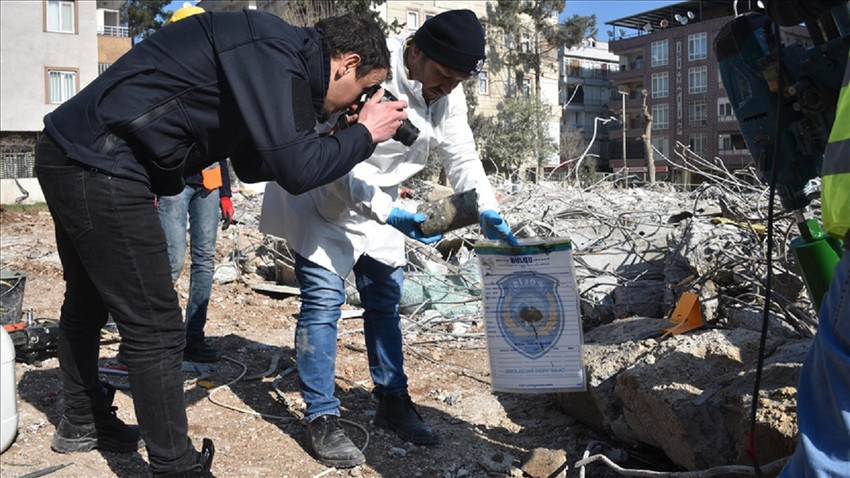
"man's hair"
315,14,392,81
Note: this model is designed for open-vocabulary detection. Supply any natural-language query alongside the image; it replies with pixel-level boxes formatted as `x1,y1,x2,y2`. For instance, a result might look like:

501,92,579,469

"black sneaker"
305,415,365,468
51,406,143,453
184,332,221,363
153,438,216,477
374,394,438,445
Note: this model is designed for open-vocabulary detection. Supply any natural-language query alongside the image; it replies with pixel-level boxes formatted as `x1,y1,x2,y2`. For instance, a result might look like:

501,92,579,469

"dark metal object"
15,462,73,478
8,321,59,364
417,189,479,237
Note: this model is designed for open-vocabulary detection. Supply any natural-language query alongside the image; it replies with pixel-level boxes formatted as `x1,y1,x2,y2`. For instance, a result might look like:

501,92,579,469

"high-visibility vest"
822,50,850,240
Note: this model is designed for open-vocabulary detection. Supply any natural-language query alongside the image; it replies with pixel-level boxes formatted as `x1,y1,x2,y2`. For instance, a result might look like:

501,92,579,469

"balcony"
98,25,129,37
611,63,644,82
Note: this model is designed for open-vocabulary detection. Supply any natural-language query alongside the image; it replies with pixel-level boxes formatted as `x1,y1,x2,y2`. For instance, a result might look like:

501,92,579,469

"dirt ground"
0,206,639,478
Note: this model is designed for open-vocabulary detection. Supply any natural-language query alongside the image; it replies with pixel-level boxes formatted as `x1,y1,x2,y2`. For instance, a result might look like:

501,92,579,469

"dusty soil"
0,206,635,478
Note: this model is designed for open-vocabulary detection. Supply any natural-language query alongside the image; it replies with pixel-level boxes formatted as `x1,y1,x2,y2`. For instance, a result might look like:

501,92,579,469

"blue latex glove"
387,207,443,244
480,210,519,245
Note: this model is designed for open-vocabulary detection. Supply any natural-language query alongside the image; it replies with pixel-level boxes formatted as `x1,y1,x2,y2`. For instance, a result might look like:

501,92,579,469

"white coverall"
259,34,500,278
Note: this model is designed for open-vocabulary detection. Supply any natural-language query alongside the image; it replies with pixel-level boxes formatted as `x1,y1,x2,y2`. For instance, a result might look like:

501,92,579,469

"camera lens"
393,120,419,146
379,90,419,146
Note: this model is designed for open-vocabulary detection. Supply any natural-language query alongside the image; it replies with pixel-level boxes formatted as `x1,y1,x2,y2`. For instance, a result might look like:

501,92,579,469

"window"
520,33,530,53
689,100,707,126
689,132,707,155
522,77,531,98
652,136,669,158
585,86,602,105
47,0,75,33
688,32,707,61
718,132,748,152
651,72,668,98
718,98,735,122
651,103,669,129
651,40,668,67
47,68,78,104
478,70,489,95
407,11,419,32
689,66,707,93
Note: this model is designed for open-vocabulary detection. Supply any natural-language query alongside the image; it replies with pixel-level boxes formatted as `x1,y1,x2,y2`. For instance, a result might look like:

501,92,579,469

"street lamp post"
619,90,628,176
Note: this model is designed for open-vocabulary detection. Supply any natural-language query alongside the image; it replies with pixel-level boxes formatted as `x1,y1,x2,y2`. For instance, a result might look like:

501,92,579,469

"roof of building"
606,0,762,32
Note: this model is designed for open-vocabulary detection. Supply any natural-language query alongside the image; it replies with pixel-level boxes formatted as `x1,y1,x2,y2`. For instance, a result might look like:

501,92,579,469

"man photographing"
262,9,517,468
36,9,404,477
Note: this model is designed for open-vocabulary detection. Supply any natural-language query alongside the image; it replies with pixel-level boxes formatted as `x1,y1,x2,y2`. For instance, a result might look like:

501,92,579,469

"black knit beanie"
413,9,486,76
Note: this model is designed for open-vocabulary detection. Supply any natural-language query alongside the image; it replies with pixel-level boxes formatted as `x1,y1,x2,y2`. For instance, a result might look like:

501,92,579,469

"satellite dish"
618,28,626,38
642,22,652,32
607,30,614,37
675,14,688,25
687,11,695,20
660,19,669,28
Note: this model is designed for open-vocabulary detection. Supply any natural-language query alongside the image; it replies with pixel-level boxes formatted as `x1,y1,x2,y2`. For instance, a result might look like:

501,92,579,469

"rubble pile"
220,171,816,472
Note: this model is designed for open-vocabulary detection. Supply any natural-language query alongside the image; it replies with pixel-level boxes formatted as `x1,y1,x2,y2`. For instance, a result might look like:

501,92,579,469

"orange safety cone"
662,292,704,337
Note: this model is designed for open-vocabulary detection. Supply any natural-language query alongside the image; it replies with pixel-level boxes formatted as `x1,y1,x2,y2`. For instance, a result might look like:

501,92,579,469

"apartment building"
0,0,130,194
605,0,812,185
557,37,620,177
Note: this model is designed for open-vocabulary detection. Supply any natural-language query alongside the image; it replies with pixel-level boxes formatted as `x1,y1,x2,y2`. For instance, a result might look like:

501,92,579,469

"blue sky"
561,1,678,28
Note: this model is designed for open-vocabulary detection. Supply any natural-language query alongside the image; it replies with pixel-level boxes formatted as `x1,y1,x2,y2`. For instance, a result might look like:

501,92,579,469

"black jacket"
43,10,375,196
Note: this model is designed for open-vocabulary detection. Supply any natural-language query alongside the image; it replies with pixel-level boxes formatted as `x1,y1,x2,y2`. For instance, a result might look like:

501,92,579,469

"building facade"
0,0,129,188
605,0,809,186
557,37,620,178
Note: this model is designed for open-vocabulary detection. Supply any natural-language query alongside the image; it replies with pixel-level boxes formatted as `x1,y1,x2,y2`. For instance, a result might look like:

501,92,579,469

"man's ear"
338,52,362,77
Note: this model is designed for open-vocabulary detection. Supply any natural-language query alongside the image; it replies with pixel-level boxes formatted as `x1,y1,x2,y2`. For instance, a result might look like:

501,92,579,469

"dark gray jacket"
43,10,375,195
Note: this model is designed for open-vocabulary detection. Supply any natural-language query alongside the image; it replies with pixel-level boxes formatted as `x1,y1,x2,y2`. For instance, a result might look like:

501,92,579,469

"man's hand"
357,88,408,143
387,207,442,244
220,196,234,230
480,210,518,245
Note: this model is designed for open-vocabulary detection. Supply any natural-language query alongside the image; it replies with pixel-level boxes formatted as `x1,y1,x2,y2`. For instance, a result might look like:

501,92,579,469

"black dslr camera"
337,85,419,146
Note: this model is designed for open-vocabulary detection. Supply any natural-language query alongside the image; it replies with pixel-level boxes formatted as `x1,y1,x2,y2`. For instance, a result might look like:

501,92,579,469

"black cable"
748,20,785,478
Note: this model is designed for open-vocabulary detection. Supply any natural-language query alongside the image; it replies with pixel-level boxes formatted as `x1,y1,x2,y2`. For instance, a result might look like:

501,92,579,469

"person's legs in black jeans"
35,135,204,474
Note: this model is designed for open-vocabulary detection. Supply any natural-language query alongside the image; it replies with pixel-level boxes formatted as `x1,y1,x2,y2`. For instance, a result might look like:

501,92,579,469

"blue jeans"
780,244,850,478
35,134,197,472
294,253,408,422
157,185,219,334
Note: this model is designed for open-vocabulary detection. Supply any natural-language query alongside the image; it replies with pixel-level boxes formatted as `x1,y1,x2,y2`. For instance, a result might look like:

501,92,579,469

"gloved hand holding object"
220,196,234,230
480,210,518,246
387,207,442,244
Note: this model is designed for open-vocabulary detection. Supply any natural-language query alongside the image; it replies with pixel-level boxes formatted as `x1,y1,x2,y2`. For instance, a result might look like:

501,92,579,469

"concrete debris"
520,447,568,478
477,450,516,475
222,171,816,472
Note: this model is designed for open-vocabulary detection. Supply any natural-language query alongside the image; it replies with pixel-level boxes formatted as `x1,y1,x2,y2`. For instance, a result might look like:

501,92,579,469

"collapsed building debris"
213,163,815,472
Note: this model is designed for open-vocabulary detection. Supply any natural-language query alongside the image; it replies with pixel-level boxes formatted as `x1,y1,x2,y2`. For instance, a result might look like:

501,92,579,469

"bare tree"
640,89,655,183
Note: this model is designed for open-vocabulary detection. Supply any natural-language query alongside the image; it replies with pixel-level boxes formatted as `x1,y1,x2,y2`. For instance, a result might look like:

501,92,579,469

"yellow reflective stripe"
829,51,850,143
822,173,850,239
829,83,850,143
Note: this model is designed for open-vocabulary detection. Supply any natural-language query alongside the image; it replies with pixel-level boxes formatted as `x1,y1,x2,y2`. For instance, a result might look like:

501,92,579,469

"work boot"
51,408,143,453
153,438,216,477
305,415,365,468
374,394,438,445
51,382,143,453
184,331,220,363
